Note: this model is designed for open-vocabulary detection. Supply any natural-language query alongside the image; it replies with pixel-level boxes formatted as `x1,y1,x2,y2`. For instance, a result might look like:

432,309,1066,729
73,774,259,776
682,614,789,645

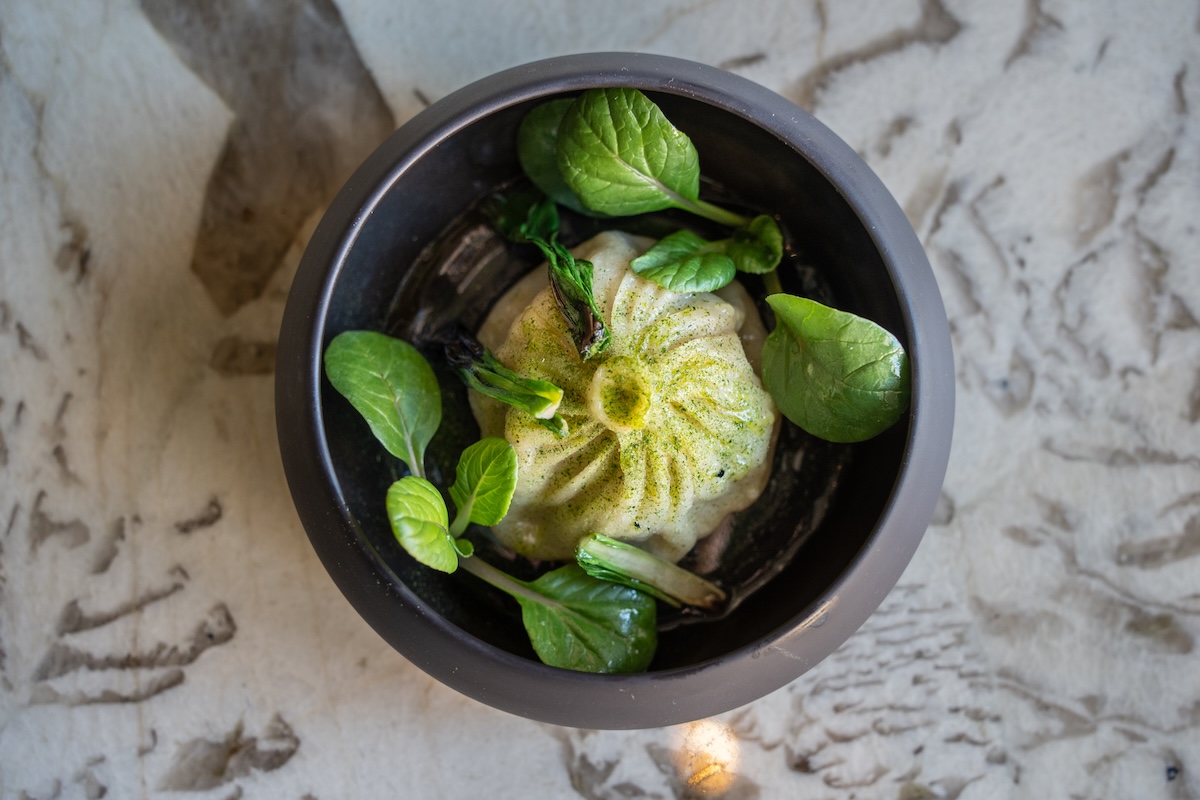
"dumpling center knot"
588,355,655,433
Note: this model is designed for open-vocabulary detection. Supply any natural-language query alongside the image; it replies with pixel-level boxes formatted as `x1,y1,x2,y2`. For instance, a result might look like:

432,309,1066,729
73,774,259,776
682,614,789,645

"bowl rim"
275,51,955,729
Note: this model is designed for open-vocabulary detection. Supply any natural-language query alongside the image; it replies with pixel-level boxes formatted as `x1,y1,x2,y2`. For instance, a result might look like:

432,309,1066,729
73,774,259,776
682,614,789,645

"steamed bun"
473,231,777,562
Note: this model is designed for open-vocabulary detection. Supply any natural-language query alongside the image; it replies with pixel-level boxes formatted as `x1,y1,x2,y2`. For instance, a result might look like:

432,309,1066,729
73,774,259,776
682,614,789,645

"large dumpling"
473,231,777,562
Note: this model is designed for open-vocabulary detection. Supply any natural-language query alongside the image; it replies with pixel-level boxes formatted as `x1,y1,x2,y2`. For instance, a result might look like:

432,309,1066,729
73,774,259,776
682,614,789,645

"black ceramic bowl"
275,53,954,729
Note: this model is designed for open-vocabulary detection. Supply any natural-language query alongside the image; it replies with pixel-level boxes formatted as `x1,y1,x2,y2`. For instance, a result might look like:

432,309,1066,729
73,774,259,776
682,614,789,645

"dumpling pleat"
481,232,776,562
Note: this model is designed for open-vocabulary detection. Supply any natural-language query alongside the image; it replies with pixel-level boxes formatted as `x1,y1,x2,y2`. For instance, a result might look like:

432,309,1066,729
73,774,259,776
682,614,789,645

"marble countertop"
2,1,1198,797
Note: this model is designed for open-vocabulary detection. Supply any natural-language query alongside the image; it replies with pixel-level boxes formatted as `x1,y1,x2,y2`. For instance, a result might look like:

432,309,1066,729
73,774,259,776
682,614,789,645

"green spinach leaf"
726,214,784,274
520,564,657,673
448,437,518,536
629,216,782,292
517,98,594,215
556,87,698,217
556,88,748,227
482,184,560,243
629,229,736,293
386,476,457,573
324,331,441,478
762,294,911,443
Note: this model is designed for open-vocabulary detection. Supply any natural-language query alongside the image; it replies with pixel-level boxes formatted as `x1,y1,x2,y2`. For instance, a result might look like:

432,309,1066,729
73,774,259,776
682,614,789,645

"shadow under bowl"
275,52,954,729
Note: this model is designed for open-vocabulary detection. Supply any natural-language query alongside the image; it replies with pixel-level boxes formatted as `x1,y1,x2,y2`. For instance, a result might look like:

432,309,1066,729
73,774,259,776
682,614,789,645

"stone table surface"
2,1,1199,798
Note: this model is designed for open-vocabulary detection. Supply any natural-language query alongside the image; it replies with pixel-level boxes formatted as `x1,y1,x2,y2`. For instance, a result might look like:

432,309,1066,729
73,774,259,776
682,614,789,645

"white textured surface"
1,1,1198,798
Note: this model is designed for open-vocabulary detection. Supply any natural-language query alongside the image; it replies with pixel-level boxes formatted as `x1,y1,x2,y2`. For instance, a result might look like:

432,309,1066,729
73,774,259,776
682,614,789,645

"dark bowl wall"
276,52,952,728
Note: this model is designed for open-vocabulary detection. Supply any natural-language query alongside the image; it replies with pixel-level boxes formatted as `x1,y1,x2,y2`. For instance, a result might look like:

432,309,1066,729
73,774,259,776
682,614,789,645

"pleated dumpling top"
473,231,777,562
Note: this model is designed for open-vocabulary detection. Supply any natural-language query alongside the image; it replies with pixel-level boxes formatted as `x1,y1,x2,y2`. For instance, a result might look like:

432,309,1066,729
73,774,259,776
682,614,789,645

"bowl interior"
317,90,910,670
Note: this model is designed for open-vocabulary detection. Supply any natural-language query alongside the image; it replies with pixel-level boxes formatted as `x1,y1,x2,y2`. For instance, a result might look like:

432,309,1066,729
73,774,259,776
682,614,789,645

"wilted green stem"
681,197,752,228
575,533,727,610
458,553,547,606
442,328,567,436
763,269,783,296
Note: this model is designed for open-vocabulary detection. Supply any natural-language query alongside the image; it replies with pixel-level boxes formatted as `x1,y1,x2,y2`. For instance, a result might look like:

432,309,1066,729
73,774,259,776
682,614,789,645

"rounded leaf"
726,215,783,275
517,98,593,215
630,229,736,293
324,331,441,476
448,437,518,527
557,88,700,216
517,565,657,673
386,476,456,573
762,294,911,443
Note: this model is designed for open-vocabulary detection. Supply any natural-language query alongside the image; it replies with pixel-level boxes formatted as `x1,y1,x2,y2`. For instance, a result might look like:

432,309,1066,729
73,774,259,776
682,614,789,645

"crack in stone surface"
30,667,185,706
209,335,276,375
174,496,223,534
35,603,235,680
157,715,299,792
56,575,186,636
790,0,962,109
1115,515,1200,570
89,517,129,575
28,490,89,553
1005,0,1063,68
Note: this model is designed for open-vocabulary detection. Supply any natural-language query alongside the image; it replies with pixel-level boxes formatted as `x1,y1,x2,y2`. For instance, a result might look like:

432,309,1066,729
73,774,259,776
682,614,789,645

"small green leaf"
539,239,611,360
557,88,700,217
630,229,736,293
762,294,911,443
517,98,595,215
386,476,457,573
482,184,560,243
324,331,440,477
726,215,783,275
517,565,657,674
448,438,518,534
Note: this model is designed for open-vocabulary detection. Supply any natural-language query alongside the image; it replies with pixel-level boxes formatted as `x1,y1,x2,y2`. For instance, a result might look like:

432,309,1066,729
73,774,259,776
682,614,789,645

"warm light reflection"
672,719,741,796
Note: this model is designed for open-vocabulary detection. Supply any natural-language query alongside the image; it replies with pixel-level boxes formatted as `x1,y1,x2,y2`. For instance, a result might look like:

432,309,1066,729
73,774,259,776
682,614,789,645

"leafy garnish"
576,533,727,610
386,476,457,573
448,437,518,536
523,89,782,292
629,229,736,293
517,98,595,215
328,320,660,675
762,294,911,443
520,564,657,673
442,327,568,436
482,184,560,243
458,558,657,673
485,188,611,361
555,88,748,228
536,237,610,361
629,215,782,292
725,214,784,275
324,331,441,478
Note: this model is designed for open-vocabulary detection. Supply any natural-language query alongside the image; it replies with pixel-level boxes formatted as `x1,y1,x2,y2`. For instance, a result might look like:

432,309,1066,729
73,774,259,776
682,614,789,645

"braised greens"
484,187,611,361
